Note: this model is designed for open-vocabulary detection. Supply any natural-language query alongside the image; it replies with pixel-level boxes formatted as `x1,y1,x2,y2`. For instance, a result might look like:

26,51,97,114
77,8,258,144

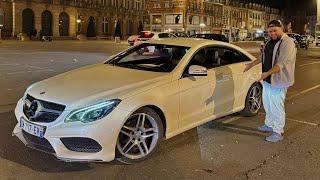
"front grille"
22,130,55,154
23,94,66,123
60,137,102,153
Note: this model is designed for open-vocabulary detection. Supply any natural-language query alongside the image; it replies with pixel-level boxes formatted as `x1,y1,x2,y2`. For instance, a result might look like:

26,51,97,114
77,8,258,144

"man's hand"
259,72,269,82
244,63,253,72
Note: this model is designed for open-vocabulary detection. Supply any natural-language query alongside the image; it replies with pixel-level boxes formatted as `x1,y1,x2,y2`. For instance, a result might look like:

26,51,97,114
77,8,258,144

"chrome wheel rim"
117,113,159,160
248,86,262,114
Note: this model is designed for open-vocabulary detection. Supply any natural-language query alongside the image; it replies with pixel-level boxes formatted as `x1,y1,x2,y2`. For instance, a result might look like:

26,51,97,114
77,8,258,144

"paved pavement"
0,40,319,180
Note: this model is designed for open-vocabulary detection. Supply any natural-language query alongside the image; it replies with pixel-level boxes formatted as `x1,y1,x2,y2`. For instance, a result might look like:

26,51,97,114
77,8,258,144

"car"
309,35,315,43
13,38,262,164
315,33,320,46
302,35,314,44
287,33,307,49
172,32,189,38
190,33,229,43
127,35,139,46
300,35,310,49
134,31,177,45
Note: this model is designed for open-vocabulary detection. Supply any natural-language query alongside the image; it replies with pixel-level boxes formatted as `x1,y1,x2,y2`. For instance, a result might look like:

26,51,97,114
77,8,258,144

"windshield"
107,43,190,72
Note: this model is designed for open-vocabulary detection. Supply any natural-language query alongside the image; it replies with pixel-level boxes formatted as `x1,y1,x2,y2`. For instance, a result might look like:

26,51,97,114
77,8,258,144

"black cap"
268,20,283,28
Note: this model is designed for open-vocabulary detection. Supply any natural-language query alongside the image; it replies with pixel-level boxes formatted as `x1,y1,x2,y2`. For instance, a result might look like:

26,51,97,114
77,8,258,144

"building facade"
220,1,281,40
146,0,223,35
0,0,13,38
1,0,147,39
146,0,281,40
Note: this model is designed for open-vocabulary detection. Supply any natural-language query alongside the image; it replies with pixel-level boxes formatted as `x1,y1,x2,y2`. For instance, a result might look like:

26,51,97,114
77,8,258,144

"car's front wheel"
240,83,262,117
116,107,164,164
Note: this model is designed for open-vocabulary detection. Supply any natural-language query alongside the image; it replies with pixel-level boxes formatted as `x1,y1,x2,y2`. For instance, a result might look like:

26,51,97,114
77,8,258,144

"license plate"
20,117,46,138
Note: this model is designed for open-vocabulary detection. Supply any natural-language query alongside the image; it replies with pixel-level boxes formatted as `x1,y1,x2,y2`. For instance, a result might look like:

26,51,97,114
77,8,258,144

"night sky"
246,0,316,15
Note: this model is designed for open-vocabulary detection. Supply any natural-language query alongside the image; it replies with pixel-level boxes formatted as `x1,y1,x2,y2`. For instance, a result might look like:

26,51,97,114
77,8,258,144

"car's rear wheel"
116,107,164,164
240,83,262,117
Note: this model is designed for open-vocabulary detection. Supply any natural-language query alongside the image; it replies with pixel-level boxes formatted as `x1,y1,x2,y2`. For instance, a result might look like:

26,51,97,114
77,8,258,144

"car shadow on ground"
202,114,268,138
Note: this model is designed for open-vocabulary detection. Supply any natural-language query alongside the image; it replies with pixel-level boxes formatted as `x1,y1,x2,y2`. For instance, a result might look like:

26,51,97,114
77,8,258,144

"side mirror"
188,65,207,76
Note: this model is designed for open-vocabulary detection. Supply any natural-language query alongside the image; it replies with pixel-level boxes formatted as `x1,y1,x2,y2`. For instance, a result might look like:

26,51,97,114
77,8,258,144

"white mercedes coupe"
13,38,262,164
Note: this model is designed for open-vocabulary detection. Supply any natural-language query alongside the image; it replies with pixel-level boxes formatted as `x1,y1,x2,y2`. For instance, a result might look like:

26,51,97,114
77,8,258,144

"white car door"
213,47,253,113
203,47,236,117
178,48,215,127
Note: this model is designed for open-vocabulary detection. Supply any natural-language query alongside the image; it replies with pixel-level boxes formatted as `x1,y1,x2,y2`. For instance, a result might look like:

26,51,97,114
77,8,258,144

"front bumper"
13,98,131,162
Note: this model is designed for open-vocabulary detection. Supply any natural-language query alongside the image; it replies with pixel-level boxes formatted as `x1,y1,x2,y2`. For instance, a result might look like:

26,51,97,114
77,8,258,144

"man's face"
267,26,283,40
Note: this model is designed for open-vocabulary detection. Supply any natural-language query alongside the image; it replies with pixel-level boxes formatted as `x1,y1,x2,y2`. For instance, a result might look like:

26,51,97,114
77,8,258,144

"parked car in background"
190,33,229,43
315,33,320,46
134,31,177,45
302,35,314,44
172,32,189,38
300,35,310,49
127,35,139,46
287,33,308,49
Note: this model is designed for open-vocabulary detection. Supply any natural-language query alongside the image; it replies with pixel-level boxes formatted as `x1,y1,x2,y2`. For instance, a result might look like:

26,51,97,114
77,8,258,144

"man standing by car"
244,20,297,142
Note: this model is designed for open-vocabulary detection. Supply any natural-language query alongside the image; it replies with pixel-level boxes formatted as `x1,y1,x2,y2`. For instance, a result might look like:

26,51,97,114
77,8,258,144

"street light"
0,24,3,40
200,23,206,33
76,18,81,33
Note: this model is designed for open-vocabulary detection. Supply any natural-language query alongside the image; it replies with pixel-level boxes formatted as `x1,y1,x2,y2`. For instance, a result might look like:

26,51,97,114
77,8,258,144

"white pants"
262,82,287,134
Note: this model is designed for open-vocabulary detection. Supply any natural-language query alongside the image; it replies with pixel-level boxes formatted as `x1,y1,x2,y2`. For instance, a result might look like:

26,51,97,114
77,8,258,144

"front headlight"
65,99,121,123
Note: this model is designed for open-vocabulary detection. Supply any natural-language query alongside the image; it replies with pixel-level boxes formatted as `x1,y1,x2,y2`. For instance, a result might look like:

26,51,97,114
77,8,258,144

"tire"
240,82,262,117
115,107,164,164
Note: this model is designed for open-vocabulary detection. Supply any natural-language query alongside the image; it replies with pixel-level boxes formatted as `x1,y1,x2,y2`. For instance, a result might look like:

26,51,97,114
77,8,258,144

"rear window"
191,34,227,42
158,33,170,38
139,32,154,38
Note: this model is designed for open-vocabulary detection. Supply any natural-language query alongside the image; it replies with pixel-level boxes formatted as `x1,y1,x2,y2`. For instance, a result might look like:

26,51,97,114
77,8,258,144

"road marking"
299,62,320,67
26,65,48,70
222,117,241,124
300,85,320,94
286,117,319,126
287,84,320,100
6,69,54,75
259,112,318,126
0,63,20,66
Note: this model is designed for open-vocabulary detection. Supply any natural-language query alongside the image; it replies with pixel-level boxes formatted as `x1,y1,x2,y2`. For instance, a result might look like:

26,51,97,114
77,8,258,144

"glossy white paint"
13,38,261,162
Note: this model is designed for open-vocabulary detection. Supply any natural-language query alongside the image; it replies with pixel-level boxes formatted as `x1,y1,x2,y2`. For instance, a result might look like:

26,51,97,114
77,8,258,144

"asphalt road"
0,40,319,180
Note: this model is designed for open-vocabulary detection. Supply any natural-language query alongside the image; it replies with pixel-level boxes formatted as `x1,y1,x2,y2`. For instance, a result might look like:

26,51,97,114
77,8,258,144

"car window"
107,43,190,72
139,32,154,38
215,47,251,65
175,32,187,37
183,48,212,75
159,33,170,38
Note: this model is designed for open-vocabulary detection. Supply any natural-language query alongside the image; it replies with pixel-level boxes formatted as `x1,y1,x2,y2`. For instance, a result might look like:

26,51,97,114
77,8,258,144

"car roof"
143,38,256,60
145,38,221,47
140,31,169,35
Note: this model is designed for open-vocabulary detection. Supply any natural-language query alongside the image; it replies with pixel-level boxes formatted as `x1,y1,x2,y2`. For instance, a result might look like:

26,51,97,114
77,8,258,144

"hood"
27,64,170,110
